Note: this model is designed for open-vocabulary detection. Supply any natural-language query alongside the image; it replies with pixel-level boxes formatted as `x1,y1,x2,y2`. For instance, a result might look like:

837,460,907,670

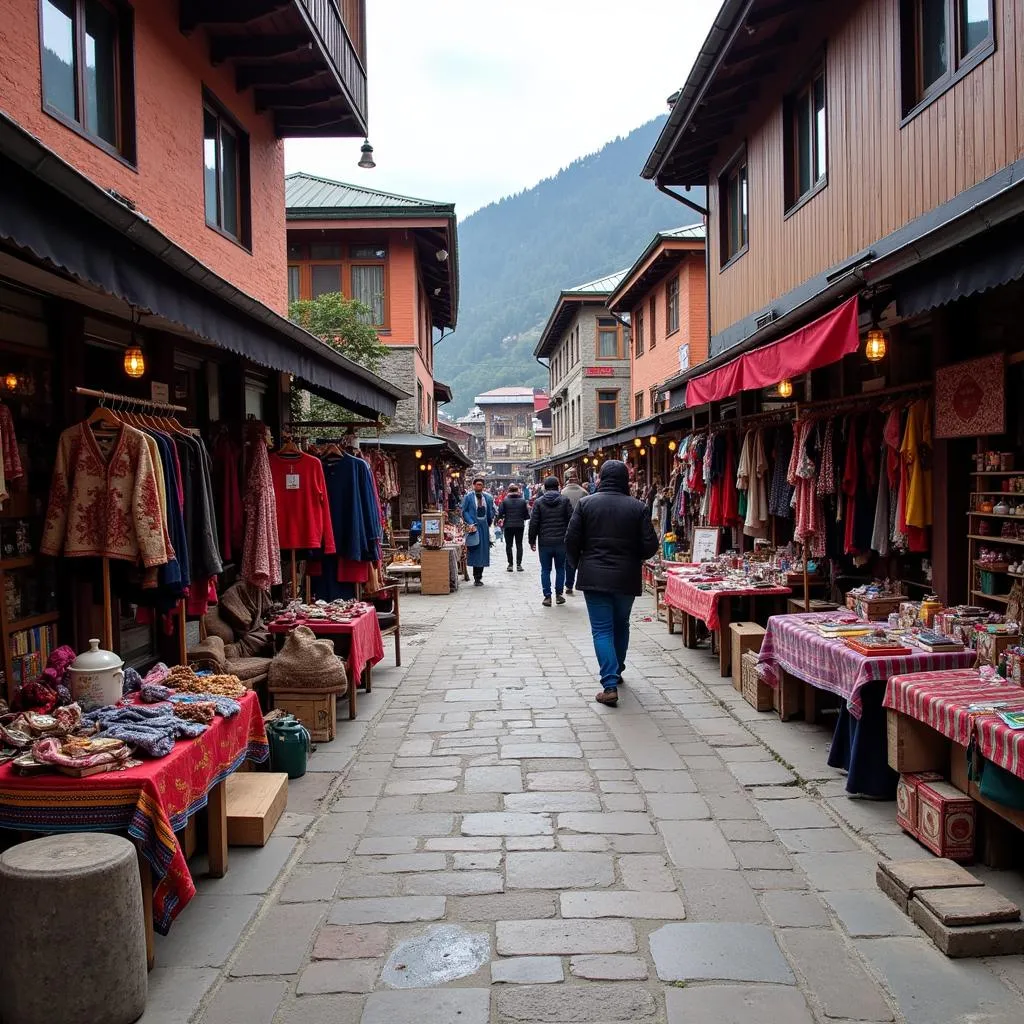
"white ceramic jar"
67,639,124,711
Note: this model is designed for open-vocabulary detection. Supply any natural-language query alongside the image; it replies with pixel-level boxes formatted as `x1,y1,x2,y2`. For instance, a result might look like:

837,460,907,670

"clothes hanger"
277,433,302,457
86,393,121,434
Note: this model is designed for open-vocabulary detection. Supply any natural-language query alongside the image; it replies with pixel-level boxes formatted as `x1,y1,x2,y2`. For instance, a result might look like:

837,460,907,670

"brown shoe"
595,689,618,707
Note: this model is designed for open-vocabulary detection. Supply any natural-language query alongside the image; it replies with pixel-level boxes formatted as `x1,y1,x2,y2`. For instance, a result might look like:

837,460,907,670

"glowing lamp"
414,449,422,458
583,456,590,464
4,373,17,391
668,440,677,452
124,347,145,378
419,463,426,471
427,463,433,471
633,437,642,448
649,436,657,445
639,448,647,456
777,378,793,399
865,328,887,362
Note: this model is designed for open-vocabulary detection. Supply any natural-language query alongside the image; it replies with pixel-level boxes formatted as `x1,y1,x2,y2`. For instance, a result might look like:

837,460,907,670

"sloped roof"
285,172,452,215
475,387,537,406
608,223,706,312
534,268,629,358
564,268,629,295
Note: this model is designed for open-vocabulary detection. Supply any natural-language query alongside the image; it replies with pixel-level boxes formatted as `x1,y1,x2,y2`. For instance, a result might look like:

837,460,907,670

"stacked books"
816,617,872,640
909,629,965,653
845,635,912,657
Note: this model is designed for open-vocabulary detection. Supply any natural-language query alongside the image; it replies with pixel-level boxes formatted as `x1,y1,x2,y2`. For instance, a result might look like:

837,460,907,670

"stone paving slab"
361,988,490,1024
491,957,564,984
650,922,795,983
665,983,815,1024
496,919,637,955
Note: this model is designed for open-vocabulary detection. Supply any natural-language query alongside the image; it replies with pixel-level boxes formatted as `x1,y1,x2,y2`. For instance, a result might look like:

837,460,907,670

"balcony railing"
296,0,368,129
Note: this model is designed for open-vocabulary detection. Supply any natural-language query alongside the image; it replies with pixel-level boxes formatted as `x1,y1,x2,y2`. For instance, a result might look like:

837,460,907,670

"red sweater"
270,453,336,553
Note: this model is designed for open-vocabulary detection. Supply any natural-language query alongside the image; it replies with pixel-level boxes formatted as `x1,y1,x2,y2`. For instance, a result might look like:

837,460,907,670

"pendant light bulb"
4,373,17,391
415,449,422,458
358,139,376,169
649,436,657,446
777,378,793,399
633,437,642,448
865,328,887,362
668,440,678,452
124,347,146,378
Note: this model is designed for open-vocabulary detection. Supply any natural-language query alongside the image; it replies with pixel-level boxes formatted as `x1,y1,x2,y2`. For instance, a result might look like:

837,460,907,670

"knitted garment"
168,693,241,718
140,683,174,703
143,662,171,686
84,704,206,757
242,438,282,591
122,666,144,695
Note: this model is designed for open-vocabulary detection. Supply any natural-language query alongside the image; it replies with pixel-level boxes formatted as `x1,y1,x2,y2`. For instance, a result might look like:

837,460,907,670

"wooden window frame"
666,274,680,336
899,0,995,123
203,90,252,249
39,0,137,165
596,317,623,361
719,147,749,269
783,63,828,214
650,386,660,415
283,242,391,329
634,391,644,421
649,296,657,349
596,389,620,431
634,308,644,357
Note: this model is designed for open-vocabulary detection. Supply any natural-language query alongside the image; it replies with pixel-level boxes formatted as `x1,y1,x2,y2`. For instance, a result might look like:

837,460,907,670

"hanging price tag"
285,474,300,490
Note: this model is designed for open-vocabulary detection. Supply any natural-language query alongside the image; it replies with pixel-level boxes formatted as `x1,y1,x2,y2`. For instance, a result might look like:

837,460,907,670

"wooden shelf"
968,512,1024,519
968,534,1024,546
0,556,34,570
971,491,1023,497
971,590,1011,604
5,610,60,635
975,562,1013,572
971,471,1020,476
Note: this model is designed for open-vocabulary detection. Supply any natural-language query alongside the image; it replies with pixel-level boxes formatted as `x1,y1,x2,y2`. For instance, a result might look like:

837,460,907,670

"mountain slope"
436,117,704,414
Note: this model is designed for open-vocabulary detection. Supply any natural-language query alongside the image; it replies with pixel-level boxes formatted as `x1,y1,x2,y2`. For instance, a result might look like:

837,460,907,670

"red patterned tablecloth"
884,669,1024,779
0,691,268,934
759,612,978,719
269,610,385,685
664,574,790,632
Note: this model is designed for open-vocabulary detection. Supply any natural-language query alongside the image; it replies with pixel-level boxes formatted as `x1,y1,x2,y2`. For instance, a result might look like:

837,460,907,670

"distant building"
533,270,630,475
455,407,487,464
474,387,537,480
533,390,552,465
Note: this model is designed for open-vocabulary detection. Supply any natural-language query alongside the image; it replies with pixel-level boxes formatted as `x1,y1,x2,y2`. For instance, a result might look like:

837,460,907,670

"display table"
268,609,385,720
664,569,791,676
759,613,976,797
0,690,269,962
387,563,422,592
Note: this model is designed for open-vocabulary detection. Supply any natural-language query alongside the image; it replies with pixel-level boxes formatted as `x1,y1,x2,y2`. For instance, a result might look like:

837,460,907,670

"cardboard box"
917,780,976,862
896,770,944,835
730,622,766,692
226,772,288,847
887,709,950,773
273,691,337,742
740,650,772,711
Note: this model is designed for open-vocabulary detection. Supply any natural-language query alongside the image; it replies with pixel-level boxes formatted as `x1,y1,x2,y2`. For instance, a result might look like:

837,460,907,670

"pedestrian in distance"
528,476,573,607
564,459,660,707
560,470,589,595
497,483,528,572
461,475,495,586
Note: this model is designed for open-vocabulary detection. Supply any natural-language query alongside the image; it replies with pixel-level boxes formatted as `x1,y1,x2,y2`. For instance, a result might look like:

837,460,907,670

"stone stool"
0,833,147,1024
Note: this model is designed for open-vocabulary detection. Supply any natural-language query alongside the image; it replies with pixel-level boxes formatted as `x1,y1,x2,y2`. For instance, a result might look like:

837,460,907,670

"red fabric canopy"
686,296,860,407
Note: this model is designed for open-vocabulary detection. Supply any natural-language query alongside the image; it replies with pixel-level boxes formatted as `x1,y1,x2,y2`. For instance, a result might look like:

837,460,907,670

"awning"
587,413,662,453
685,296,860,408
0,114,405,420
364,432,471,467
531,445,590,470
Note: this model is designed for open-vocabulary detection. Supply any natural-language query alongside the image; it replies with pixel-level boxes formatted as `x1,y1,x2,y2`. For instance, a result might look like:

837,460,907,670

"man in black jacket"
565,460,660,706
497,484,528,572
528,476,573,607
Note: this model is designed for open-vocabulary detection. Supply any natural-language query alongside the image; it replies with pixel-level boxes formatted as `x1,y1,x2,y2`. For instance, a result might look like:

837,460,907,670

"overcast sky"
284,1,718,218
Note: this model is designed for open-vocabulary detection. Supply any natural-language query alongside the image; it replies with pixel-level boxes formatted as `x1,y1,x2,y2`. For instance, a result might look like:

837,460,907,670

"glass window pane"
220,126,239,237
797,92,812,195
598,329,618,358
351,264,385,324
739,165,749,247
309,243,342,259
350,245,386,259
960,0,990,55
921,0,949,89
287,266,301,304
83,0,118,146
311,265,341,298
287,243,306,259
41,0,77,122
203,109,219,227
814,75,827,182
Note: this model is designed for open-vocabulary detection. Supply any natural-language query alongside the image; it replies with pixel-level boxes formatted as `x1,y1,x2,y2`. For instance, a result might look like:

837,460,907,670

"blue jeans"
539,545,566,597
583,591,635,690
565,559,576,591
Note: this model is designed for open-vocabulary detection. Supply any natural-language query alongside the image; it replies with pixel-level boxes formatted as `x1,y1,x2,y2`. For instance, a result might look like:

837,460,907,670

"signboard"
151,381,169,404
691,526,721,563
584,366,615,377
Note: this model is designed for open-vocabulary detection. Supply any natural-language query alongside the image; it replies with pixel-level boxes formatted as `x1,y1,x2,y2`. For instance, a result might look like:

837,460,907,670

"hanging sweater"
270,452,336,553
242,438,281,591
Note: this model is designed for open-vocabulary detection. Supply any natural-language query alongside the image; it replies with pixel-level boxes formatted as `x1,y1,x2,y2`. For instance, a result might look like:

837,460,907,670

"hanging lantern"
777,378,793,399
124,346,145,378
865,328,888,363
414,449,423,458
419,463,426,471
427,463,433,471
4,373,17,391
649,436,658,446
633,437,642,448
583,456,590,464
639,447,647,456
668,440,678,452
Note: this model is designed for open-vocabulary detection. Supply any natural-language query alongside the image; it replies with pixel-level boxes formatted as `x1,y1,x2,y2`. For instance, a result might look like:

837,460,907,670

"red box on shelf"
895,771,944,835
916,780,976,862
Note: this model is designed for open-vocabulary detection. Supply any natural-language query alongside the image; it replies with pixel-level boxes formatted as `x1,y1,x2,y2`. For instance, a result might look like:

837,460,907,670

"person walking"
497,483,528,572
528,476,573,607
564,459,659,706
561,471,589,596
461,475,495,586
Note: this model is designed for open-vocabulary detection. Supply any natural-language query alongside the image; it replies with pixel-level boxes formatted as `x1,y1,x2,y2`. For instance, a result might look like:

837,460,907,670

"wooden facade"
702,0,1024,337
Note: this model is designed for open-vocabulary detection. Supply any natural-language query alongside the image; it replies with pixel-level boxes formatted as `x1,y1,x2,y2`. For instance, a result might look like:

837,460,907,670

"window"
40,0,135,159
570,402,576,436
351,265,385,325
597,390,619,431
203,96,251,246
311,264,342,299
900,0,993,114
720,153,749,265
649,297,657,349
634,309,644,357
784,66,827,209
634,392,644,421
650,387,660,415
416,382,423,430
287,266,301,305
597,317,621,359
666,275,680,335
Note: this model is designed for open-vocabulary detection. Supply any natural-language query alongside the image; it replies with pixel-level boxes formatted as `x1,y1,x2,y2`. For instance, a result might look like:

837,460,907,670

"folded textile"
122,666,144,695
32,736,130,769
168,693,241,718
143,662,171,686
140,683,174,703
84,704,206,757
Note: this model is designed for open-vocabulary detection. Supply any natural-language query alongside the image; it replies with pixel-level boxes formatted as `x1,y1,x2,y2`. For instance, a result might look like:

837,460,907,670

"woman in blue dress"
461,475,495,586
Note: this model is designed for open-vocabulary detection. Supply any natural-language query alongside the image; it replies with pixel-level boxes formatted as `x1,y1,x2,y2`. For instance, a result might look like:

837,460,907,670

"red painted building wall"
1,0,286,313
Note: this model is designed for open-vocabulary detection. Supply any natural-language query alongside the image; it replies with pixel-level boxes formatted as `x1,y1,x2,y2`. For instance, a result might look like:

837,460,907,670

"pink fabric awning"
686,296,860,407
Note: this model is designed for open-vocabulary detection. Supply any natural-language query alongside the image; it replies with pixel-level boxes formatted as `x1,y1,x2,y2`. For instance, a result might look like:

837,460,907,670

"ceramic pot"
67,639,124,711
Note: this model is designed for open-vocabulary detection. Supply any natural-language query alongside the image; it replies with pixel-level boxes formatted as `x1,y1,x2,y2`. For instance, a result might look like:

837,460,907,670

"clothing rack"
73,386,188,414
284,420,381,432
794,380,931,419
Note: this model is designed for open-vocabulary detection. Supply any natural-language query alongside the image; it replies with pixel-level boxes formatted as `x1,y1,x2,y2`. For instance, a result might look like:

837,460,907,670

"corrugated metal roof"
476,386,536,397
285,171,449,212
662,224,706,240
566,268,630,294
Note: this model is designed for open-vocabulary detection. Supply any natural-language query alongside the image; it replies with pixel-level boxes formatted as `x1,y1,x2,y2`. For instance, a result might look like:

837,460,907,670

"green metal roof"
563,268,629,295
285,172,455,219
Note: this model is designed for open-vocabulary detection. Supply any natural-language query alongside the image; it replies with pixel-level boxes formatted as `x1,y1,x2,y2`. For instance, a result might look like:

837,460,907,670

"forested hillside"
437,117,704,415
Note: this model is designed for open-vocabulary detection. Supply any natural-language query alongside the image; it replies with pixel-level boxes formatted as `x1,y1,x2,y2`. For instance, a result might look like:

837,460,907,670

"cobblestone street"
146,556,1024,1024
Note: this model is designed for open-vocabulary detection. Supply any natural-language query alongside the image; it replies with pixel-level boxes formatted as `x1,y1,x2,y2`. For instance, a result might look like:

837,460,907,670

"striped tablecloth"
664,574,790,632
759,612,977,719
883,669,1024,779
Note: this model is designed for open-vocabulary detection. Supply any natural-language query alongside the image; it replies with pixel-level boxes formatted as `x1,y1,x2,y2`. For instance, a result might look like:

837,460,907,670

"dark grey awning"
0,116,405,420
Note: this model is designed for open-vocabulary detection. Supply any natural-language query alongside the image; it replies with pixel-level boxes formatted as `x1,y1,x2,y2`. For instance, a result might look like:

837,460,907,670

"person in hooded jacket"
565,459,660,706
497,483,528,572
528,476,573,607
561,471,589,596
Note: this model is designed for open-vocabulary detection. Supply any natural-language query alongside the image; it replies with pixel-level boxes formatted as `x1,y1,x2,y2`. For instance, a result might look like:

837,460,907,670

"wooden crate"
226,772,288,847
420,548,451,595
730,622,766,692
786,598,840,614
740,651,772,711
887,709,949,773
773,670,802,721
273,691,337,742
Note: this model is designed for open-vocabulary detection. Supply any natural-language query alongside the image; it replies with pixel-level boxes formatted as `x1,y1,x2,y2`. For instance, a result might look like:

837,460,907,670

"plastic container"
267,715,310,779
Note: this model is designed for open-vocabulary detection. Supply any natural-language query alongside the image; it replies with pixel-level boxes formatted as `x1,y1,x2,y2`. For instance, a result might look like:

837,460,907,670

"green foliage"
437,117,705,414
288,291,390,422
